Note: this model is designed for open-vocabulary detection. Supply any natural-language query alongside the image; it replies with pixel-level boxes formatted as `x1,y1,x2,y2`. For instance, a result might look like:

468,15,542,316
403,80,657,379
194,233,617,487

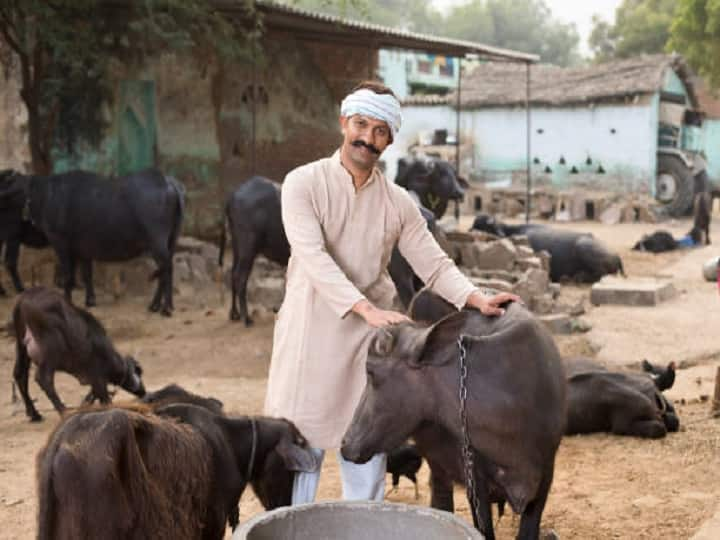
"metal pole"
525,61,532,224
455,56,463,221
455,57,462,176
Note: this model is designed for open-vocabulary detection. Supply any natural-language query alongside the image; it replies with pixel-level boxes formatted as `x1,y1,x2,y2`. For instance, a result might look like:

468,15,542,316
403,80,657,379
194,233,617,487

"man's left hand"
466,291,521,317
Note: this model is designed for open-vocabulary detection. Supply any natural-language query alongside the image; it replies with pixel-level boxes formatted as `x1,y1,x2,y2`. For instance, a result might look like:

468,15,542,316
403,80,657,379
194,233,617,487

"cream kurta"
263,150,477,449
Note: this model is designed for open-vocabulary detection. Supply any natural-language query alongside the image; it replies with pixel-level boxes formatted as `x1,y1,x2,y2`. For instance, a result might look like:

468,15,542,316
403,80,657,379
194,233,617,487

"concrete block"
470,277,514,294
516,256,542,271
590,277,677,306
475,239,517,270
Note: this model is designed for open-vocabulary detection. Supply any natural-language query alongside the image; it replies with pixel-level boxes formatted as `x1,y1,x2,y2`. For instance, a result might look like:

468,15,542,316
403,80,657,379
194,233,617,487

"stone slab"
590,277,677,306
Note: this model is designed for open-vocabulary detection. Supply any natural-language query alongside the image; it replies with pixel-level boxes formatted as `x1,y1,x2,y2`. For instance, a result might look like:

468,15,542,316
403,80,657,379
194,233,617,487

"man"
264,81,518,504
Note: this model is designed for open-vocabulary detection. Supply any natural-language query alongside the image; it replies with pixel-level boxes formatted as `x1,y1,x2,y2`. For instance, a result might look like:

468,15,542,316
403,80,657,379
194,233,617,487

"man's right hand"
352,299,410,328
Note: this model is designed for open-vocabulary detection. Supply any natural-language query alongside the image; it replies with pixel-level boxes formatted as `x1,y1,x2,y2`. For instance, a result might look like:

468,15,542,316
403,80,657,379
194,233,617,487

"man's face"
340,114,392,172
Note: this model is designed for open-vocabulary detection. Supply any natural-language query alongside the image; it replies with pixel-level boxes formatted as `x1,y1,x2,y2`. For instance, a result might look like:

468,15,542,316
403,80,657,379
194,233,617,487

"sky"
431,0,624,57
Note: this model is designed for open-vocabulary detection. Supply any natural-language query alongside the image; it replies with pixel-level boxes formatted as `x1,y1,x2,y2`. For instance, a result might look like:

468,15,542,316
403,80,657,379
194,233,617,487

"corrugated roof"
451,54,697,108
253,1,538,62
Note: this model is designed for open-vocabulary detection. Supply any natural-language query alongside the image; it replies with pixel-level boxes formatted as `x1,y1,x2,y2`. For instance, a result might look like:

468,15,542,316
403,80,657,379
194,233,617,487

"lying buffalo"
141,383,224,414
471,214,624,282
564,357,679,438
341,301,566,539
632,230,678,253
37,404,318,539
395,157,467,219
13,287,145,421
0,172,49,295
219,173,444,324
470,213,541,238
0,168,184,315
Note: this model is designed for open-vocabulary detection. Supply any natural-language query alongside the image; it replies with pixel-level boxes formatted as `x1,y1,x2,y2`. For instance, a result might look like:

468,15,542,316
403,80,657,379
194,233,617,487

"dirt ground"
1,215,720,539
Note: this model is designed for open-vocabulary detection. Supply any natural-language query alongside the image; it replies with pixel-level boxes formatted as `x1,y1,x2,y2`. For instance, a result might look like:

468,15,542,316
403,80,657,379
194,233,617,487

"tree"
293,0,581,66
668,0,720,88
431,0,581,66
589,0,678,62
0,1,260,175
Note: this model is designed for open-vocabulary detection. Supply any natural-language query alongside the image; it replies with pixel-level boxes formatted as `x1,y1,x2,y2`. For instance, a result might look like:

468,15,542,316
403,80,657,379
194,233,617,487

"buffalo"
12,286,145,421
0,168,184,315
395,157,467,220
219,172,447,324
341,300,566,539
0,171,49,294
632,230,678,253
141,383,224,414
564,357,679,438
36,404,318,539
471,214,624,283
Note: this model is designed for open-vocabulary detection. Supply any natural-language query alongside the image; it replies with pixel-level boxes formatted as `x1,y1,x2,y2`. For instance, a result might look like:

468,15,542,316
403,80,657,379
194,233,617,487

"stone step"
590,277,677,307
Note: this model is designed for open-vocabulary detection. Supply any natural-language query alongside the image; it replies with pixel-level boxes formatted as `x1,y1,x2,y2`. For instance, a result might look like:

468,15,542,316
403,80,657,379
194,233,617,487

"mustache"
351,140,381,155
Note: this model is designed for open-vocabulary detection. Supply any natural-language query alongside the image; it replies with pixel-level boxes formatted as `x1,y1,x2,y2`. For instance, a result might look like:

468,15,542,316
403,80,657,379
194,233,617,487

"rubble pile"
445,230,564,316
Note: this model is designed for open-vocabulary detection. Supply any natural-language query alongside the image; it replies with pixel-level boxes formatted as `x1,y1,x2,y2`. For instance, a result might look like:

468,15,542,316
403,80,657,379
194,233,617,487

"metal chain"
458,335,482,527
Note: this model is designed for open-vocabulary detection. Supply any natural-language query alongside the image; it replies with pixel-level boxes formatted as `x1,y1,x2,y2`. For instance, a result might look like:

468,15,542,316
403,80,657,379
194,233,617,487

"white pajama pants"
291,448,387,505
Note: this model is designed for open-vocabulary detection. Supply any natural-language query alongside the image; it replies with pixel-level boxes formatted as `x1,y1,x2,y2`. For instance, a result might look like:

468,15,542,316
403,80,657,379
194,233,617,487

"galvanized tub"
232,501,484,540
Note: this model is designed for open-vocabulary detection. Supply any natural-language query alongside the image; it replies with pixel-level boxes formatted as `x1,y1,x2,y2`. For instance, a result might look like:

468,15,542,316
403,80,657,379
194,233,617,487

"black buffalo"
341,301,566,539
632,230,678,253
689,191,712,245
141,383,224,414
395,157,467,219
470,213,541,238
564,357,679,438
471,214,624,283
0,170,49,295
219,175,441,324
0,168,184,315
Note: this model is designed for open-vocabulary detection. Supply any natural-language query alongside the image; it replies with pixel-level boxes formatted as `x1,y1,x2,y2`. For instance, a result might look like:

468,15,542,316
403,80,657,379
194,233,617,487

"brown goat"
37,404,318,539
13,287,145,421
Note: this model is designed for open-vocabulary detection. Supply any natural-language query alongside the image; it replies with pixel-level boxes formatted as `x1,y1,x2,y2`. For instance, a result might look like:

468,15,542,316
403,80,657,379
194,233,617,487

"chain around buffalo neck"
458,335,482,528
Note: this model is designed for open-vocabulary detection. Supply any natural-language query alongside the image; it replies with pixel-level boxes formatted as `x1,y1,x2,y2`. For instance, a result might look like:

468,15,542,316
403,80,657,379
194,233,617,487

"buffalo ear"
396,324,436,365
457,175,470,189
276,439,321,473
371,329,395,357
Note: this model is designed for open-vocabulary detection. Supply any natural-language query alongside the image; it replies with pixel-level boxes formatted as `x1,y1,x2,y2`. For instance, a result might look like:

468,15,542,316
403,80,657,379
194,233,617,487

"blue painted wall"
390,99,658,194
379,50,459,99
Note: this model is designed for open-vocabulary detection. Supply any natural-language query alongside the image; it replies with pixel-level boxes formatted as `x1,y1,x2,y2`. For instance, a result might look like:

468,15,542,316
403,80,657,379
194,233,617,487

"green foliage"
443,0,580,66
290,0,581,66
0,0,260,172
589,0,678,62
669,0,720,87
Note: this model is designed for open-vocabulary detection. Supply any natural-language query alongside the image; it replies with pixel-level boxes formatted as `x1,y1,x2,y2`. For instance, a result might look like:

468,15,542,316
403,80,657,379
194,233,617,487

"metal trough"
232,501,484,540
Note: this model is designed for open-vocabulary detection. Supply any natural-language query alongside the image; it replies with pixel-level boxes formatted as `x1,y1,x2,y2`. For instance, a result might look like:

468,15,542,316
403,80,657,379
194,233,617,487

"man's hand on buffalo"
352,299,410,328
465,290,521,317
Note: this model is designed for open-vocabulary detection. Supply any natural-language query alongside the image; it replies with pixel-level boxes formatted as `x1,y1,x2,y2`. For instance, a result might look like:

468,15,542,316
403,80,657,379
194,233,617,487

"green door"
118,80,156,176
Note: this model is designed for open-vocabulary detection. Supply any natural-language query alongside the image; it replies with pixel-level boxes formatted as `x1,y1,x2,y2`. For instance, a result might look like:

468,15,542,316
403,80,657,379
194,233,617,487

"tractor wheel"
656,154,695,217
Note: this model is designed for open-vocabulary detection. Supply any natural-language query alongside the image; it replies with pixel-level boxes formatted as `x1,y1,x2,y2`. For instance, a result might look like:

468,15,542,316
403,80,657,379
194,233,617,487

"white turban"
340,88,402,139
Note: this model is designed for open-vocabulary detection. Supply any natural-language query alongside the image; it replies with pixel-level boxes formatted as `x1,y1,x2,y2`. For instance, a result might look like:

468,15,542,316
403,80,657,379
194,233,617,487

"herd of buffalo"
0,159,696,539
